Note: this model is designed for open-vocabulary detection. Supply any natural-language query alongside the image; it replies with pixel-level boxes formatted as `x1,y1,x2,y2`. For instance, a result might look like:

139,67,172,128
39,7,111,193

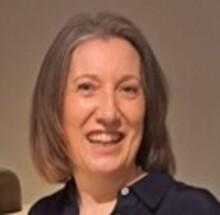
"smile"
86,131,125,144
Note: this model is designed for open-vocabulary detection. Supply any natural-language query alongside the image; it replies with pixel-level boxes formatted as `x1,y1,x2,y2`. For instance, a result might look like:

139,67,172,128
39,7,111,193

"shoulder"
28,188,65,215
165,179,220,214
28,181,75,215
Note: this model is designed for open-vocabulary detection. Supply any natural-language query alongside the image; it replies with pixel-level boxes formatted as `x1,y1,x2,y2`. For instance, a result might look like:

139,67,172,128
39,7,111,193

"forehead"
68,36,141,78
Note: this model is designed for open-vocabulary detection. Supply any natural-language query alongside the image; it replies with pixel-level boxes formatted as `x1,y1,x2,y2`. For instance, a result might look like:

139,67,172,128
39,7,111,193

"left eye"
120,86,138,97
123,86,136,92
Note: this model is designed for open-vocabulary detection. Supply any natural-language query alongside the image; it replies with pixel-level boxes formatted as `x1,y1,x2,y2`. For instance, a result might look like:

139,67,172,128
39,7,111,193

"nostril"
97,119,121,130
96,93,121,127
96,111,121,129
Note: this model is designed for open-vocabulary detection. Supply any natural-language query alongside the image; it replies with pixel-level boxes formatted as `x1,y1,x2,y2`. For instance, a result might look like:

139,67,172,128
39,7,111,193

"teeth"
87,132,123,144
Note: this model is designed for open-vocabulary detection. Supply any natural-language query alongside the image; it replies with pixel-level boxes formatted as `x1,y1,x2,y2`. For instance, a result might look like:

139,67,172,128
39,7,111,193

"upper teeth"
87,132,122,143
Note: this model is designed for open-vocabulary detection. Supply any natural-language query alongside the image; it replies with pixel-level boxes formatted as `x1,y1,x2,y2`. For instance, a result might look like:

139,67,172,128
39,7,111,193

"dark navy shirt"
29,172,220,214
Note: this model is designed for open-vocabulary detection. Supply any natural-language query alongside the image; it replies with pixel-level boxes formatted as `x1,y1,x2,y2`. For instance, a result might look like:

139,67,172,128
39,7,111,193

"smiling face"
63,37,146,177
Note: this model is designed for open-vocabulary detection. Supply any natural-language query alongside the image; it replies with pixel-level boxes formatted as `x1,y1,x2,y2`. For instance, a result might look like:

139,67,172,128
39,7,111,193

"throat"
79,198,117,215
76,167,146,215
75,165,145,204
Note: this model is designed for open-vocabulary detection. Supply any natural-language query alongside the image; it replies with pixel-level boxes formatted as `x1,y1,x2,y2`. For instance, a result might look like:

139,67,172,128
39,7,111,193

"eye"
122,86,137,93
76,82,95,95
120,84,139,98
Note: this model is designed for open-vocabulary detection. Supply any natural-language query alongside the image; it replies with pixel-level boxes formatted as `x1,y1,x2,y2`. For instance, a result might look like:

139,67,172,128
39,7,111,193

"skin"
63,37,146,214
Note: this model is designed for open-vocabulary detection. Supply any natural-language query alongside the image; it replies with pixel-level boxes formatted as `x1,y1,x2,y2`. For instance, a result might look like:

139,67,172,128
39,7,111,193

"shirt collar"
63,178,79,214
130,171,174,209
64,171,174,211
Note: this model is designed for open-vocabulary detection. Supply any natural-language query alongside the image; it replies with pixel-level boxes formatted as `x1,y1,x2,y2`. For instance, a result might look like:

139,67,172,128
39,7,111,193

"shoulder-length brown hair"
30,12,175,183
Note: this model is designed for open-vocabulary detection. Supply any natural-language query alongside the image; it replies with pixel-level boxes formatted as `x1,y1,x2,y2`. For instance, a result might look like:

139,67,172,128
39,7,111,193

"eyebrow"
72,74,141,84
72,74,100,83
119,75,140,82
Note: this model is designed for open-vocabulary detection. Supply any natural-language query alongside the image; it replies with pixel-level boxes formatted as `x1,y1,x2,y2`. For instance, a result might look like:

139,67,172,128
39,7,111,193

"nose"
96,92,121,129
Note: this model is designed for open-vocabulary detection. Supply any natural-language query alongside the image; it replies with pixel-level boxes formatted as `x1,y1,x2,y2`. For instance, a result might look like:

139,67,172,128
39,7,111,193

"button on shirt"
120,187,130,196
29,171,220,215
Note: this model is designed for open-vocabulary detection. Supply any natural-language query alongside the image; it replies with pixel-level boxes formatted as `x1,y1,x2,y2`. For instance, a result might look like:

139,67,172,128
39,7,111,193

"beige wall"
0,0,219,212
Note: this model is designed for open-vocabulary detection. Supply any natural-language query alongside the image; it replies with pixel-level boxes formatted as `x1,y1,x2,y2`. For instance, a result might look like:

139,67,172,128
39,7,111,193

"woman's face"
63,37,146,176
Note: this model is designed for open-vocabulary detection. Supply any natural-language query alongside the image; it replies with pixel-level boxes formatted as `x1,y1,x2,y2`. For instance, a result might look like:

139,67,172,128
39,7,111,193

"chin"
87,158,127,176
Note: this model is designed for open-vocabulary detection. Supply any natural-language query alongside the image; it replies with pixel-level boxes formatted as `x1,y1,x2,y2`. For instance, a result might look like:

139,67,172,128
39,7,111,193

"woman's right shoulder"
28,188,65,215
28,181,76,215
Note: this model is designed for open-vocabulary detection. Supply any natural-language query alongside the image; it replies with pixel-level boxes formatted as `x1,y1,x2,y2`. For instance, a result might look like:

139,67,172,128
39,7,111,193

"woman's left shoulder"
167,179,220,214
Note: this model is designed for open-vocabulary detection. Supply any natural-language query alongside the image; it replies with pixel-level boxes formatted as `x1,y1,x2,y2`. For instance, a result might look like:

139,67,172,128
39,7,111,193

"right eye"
76,82,95,95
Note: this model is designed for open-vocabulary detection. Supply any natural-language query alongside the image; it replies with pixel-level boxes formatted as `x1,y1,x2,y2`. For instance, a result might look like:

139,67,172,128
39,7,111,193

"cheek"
123,100,146,128
63,97,96,159
63,96,96,129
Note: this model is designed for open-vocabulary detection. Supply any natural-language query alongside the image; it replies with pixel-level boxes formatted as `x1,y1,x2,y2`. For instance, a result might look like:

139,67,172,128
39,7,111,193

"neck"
74,165,143,205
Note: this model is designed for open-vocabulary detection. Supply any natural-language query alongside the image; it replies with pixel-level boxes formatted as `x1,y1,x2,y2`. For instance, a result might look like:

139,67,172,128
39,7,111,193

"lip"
86,130,125,144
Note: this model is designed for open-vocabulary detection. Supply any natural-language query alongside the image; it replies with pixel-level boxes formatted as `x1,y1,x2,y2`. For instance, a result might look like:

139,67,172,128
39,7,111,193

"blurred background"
0,0,219,213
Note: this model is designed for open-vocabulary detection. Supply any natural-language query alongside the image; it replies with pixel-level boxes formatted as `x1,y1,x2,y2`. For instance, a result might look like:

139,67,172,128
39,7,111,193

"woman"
29,12,220,215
